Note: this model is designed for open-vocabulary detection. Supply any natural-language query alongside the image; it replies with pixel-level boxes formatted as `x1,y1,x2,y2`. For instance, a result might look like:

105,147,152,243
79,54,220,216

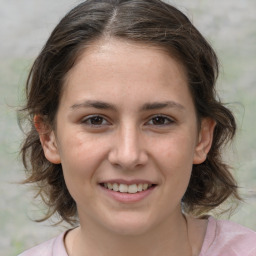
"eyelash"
81,114,174,128
146,115,174,126
81,115,110,127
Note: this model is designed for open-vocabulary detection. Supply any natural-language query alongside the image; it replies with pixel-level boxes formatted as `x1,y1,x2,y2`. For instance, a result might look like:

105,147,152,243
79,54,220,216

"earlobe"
34,115,61,164
193,118,216,164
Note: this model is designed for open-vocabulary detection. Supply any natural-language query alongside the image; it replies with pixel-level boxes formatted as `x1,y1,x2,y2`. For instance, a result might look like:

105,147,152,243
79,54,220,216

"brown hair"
19,0,240,225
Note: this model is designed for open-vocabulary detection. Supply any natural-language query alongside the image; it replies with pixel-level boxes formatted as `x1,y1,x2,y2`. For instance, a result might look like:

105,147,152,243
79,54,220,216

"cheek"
57,135,107,204
149,136,195,214
151,133,196,191
154,133,197,167
58,133,108,184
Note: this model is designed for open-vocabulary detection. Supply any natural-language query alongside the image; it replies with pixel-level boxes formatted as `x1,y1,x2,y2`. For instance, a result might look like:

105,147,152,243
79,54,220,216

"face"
40,39,214,236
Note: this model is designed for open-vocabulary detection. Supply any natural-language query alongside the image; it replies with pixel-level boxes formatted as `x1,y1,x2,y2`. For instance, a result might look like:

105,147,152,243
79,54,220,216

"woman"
18,0,256,255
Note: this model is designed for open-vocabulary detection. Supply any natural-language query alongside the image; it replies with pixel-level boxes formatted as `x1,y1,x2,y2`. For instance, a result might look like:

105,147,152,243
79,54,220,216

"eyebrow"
140,101,185,111
71,100,117,111
70,100,184,111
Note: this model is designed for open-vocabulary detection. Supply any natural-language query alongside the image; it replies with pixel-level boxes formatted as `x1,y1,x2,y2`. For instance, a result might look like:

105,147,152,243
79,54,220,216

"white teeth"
128,184,137,194
103,183,153,193
113,183,119,192
142,184,148,190
107,183,113,190
137,184,143,192
119,184,128,193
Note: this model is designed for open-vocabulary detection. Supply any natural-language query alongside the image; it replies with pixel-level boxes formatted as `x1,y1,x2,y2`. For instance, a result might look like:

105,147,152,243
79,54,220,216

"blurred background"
0,0,255,255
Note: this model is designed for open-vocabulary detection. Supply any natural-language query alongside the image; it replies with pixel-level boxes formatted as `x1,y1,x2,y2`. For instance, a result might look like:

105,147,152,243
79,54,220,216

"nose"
108,124,148,170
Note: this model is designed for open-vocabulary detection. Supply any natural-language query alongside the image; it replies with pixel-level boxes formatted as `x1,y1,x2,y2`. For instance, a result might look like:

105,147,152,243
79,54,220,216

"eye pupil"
153,116,166,125
91,116,103,125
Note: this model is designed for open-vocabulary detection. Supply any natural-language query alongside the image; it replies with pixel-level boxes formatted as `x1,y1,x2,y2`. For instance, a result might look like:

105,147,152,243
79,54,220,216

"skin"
38,39,215,256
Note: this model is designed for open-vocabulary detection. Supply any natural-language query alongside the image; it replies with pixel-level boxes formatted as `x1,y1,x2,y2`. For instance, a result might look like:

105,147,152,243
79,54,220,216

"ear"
34,115,61,164
193,118,216,164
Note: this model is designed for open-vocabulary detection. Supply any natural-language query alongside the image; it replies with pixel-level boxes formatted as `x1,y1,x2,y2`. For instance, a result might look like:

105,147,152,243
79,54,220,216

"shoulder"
201,216,256,256
17,231,68,256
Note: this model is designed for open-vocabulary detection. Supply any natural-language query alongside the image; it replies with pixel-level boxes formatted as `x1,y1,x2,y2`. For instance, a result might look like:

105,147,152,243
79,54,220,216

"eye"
81,115,109,127
146,115,174,126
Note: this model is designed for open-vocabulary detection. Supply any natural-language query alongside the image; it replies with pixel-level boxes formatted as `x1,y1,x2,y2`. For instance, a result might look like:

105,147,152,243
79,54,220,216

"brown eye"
90,116,104,125
82,115,109,126
147,115,174,126
152,116,166,125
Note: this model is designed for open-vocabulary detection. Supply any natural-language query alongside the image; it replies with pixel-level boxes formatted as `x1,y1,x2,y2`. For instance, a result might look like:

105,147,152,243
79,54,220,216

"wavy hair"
19,0,240,225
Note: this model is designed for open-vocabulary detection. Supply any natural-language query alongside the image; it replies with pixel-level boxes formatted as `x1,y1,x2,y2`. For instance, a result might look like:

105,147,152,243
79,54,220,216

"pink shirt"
18,217,256,256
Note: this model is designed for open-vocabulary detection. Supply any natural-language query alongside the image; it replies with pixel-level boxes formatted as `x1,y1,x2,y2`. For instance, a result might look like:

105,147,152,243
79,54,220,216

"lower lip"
99,185,156,203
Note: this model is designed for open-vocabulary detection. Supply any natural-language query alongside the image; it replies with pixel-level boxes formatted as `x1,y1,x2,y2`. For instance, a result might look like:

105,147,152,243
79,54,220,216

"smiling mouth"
100,183,156,194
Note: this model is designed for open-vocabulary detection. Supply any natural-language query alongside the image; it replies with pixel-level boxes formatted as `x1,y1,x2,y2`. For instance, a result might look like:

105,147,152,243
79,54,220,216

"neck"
69,212,193,256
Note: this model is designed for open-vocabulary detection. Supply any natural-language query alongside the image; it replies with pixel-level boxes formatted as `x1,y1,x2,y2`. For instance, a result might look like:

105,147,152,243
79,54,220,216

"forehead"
66,38,187,79
61,38,192,109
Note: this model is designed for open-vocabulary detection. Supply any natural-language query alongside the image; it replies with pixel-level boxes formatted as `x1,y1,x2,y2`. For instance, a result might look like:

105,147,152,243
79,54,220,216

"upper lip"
99,179,156,185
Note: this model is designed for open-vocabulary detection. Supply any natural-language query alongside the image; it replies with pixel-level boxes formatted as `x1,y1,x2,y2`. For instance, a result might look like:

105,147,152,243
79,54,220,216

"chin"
103,213,156,236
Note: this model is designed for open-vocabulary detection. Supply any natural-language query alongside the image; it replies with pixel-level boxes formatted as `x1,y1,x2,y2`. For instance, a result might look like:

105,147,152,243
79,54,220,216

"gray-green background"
1,0,255,255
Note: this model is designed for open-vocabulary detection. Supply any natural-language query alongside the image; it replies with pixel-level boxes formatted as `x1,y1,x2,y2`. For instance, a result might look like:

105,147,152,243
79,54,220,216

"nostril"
108,149,148,169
